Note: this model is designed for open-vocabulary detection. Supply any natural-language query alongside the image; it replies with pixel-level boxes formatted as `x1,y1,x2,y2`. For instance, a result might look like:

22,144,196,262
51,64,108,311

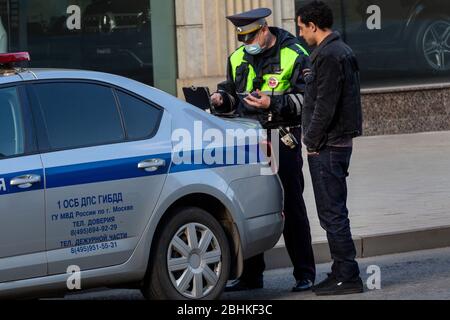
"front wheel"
143,207,231,300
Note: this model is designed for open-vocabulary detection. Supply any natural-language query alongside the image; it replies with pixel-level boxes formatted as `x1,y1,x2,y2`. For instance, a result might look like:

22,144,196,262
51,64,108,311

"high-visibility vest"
230,44,309,96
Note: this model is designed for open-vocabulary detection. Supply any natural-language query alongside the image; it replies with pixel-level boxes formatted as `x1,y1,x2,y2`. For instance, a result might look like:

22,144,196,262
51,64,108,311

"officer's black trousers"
240,128,316,283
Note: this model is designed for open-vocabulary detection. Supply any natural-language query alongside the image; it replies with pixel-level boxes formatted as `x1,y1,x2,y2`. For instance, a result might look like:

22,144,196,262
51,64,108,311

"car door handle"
138,159,166,172
10,174,42,189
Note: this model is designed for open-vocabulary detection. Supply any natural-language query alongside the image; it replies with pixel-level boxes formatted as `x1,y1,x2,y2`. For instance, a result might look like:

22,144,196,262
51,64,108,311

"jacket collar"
310,31,340,63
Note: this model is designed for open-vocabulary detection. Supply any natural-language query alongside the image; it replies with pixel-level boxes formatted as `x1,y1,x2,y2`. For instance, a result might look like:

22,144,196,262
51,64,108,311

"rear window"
116,90,161,140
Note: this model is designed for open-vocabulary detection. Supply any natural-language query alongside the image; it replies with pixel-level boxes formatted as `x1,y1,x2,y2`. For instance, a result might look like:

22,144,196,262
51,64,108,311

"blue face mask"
245,43,263,55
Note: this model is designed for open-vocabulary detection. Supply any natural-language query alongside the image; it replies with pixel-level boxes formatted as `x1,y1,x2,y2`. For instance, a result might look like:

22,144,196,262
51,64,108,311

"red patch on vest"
268,77,279,89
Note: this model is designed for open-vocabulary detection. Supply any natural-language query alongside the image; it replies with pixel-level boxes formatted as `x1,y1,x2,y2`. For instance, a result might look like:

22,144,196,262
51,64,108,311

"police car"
0,53,284,300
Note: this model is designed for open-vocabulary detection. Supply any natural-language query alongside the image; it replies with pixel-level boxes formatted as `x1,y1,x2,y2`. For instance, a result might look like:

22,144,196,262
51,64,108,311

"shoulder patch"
287,43,309,57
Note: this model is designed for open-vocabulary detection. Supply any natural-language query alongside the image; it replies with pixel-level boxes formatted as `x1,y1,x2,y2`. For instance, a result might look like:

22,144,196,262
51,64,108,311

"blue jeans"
308,146,360,282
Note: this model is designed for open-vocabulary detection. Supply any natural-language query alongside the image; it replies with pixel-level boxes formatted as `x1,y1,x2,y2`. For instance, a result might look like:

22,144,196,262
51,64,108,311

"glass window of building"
295,0,450,88
0,0,177,94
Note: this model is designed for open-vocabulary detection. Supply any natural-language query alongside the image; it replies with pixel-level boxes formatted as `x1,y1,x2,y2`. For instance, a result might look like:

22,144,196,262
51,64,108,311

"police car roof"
0,68,163,97
0,68,186,113
0,67,262,133
0,68,142,86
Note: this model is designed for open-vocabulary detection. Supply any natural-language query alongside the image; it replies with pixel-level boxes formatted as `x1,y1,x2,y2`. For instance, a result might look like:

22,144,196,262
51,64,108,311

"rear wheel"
143,207,230,300
414,15,450,73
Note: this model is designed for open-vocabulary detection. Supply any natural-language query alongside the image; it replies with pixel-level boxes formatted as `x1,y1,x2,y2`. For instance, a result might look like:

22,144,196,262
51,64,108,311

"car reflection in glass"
295,0,450,86
81,0,153,85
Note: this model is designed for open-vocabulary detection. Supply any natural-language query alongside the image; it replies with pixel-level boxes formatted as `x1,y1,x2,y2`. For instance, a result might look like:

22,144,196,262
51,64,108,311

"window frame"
0,83,38,160
25,79,163,154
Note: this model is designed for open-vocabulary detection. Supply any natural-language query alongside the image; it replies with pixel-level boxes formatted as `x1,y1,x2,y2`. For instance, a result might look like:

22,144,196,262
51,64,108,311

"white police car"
0,53,284,300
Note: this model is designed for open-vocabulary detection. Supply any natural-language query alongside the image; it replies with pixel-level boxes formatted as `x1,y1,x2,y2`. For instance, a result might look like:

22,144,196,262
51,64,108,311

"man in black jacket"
296,1,364,296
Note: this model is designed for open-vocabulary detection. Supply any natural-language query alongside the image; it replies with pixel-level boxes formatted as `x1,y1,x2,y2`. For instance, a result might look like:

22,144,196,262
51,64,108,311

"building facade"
1,0,449,134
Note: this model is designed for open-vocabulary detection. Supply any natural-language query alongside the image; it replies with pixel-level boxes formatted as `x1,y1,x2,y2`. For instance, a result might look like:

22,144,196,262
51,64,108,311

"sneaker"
292,279,314,292
314,277,364,296
312,273,336,292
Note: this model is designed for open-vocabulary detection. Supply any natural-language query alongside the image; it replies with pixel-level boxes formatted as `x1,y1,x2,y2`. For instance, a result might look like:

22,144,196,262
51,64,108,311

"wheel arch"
404,0,450,39
401,1,450,72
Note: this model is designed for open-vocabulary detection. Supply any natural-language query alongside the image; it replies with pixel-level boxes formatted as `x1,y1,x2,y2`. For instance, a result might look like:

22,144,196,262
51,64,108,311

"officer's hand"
244,90,271,109
211,93,224,107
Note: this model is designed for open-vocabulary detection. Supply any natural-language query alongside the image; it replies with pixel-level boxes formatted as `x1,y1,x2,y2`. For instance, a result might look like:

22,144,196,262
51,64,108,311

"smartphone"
251,92,261,99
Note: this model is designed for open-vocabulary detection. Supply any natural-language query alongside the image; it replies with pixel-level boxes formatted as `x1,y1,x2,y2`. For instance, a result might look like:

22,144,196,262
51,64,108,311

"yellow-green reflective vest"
230,44,309,95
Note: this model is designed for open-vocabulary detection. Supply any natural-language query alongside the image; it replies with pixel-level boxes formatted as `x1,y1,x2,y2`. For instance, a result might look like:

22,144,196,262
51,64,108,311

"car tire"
142,207,230,300
413,15,450,73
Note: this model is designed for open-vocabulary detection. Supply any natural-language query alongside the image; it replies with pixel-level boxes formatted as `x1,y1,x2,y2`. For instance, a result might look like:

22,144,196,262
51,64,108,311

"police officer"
211,8,316,292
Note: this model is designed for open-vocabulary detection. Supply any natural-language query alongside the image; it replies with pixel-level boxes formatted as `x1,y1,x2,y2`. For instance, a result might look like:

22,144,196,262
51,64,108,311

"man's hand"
210,92,224,107
307,151,320,156
244,90,271,109
306,147,320,156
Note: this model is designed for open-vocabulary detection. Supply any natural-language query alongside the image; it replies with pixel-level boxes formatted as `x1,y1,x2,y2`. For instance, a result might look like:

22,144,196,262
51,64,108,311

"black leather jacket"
302,32,363,152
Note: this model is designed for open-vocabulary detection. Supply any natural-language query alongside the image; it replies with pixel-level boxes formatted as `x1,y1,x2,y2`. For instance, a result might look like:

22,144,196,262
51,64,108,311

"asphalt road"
60,247,450,300
222,247,450,300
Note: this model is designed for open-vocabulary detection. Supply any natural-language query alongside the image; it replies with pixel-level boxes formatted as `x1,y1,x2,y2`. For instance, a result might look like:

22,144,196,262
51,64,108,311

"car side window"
116,90,162,140
32,82,125,151
0,87,25,158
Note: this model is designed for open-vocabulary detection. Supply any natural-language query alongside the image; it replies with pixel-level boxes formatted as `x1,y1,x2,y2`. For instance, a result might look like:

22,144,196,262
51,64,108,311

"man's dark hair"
296,1,334,30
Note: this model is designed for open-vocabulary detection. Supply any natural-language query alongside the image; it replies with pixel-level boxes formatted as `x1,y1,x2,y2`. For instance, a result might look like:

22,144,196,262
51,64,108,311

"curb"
265,225,450,270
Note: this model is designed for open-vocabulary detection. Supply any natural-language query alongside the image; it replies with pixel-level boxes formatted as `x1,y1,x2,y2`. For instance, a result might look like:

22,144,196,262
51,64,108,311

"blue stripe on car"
45,153,173,189
170,145,261,173
0,169,44,196
0,145,263,196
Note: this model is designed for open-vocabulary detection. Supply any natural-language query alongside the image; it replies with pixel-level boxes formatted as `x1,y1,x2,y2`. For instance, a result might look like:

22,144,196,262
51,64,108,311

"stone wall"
361,84,450,136
175,0,297,97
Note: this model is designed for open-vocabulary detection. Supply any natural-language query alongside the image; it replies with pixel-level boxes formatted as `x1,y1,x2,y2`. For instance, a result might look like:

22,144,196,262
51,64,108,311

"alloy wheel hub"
167,222,222,299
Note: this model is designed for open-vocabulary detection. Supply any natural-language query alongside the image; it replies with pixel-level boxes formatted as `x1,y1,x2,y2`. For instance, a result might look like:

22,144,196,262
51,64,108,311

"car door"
27,81,172,275
0,85,46,283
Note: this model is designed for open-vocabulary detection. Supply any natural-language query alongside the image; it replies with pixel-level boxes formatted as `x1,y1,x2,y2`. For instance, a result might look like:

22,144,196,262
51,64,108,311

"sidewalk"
267,131,450,269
